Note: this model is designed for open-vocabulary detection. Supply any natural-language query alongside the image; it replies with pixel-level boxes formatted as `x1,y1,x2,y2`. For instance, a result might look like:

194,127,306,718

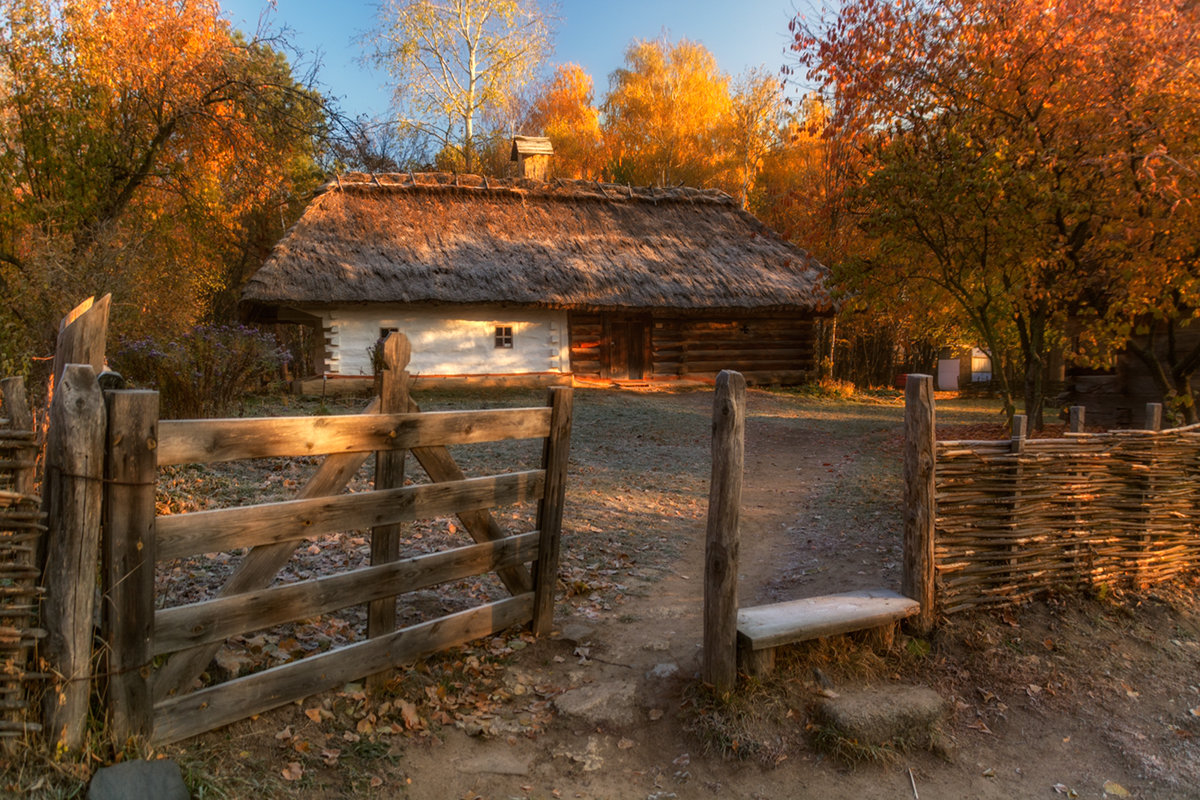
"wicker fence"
0,376,45,742
906,376,1200,615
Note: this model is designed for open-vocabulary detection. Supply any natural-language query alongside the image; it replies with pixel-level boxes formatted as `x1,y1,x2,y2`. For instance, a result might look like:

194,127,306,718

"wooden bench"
736,588,921,675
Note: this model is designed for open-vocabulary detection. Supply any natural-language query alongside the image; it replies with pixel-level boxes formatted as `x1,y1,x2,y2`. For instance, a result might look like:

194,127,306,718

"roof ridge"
320,171,736,206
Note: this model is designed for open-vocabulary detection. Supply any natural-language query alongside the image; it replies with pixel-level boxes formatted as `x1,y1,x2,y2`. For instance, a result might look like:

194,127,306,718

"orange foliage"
0,0,322,354
525,64,604,179
790,0,1200,422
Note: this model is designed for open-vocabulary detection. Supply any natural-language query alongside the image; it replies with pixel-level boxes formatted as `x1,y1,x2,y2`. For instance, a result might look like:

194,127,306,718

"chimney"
510,136,554,181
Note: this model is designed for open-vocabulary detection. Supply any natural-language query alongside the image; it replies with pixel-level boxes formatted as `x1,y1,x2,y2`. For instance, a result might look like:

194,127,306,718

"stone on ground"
814,684,948,749
87,759,189,800
553,681,637,727
455,742,531,776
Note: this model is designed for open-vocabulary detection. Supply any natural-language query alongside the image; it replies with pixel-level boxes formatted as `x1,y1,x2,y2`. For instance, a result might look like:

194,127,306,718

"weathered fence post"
103,390,159,744
532,386,574,636
40,365,106,751
367,333,410,689
1,377,34,496
703,370,745,691
50,295,110,400
902,374,936,634
1145,403,1163,432
1069,406,1085,434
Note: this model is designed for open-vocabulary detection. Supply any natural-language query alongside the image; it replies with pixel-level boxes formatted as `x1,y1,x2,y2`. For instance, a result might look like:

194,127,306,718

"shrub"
113,324,289,419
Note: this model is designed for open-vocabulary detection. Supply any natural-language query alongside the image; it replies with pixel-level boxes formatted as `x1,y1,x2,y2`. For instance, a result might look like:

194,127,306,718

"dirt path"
387,389,1180,800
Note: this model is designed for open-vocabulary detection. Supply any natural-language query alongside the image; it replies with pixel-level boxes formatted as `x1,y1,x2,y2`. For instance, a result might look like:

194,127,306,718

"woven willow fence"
1,376,45,741
931,401,1200,614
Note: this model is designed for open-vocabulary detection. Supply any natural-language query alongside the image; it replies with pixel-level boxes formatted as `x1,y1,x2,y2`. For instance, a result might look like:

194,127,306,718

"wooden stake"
102,391,158,744
1145,403,1163,432
367,333,410,689
0,377,34,495
532,386,573,636
40,364,105,751
902,374,936,634
50,295,110,397
1069,406,1085,434
703,370,744,692
1010,414,1028,454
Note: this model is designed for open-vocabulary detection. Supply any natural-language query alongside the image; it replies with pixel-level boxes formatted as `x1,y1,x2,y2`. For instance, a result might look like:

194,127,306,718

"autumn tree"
603,37,730,188
0,0,325,365
369,0,554,173
723,67,787,208
792,0,1200,426
523,63,604,179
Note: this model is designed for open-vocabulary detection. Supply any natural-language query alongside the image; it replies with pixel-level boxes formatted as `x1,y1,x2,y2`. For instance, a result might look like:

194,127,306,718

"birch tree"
370,0,554,172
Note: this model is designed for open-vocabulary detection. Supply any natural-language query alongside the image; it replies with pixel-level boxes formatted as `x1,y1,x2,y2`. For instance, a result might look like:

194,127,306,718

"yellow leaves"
603,37,732,188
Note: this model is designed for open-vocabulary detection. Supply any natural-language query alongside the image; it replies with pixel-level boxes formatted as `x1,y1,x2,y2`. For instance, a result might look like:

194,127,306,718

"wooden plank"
532,387,573,636
156,470,546,560
902,374,936,633
737,589,921,650
1069,405,1085,433
40,364,106,751
153,532,540,655
368,333,410,688
151,594,533,745
157,406,553,465
703,370,745,693
102,391,159,743
151,400,382,702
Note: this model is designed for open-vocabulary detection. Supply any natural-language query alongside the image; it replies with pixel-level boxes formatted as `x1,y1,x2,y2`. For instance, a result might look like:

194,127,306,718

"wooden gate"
102,337,572,745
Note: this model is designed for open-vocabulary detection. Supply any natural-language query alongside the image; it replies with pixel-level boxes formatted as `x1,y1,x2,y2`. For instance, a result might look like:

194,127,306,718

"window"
494,325,514,349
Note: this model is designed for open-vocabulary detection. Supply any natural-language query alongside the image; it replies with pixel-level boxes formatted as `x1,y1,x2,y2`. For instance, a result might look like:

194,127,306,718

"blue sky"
220,0,823,119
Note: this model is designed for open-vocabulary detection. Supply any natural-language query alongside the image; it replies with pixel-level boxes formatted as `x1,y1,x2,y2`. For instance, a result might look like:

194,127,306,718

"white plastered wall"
312,306,570,377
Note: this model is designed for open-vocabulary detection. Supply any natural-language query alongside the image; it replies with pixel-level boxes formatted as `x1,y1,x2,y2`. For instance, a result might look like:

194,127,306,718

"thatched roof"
242,172,832,314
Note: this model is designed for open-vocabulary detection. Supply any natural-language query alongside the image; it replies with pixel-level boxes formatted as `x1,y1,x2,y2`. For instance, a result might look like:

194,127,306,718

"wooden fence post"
1145,403,1163,432
1069,406,1085,433
703,370,745,692
532,386,574,636
103,390,159,744
50,295,110,399
902,374,936,634
368,333,410,689
40,364,105,751
1,377,34,496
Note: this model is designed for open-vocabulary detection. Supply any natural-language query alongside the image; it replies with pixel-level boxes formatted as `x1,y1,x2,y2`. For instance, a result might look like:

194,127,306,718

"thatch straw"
242,172,832,313
934,428,1200,614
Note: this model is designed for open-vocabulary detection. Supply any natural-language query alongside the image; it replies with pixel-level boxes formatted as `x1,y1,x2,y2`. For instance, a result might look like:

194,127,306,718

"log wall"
569,312,820,384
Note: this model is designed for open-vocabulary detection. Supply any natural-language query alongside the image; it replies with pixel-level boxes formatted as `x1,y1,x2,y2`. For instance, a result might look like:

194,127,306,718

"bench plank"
737,589,920,651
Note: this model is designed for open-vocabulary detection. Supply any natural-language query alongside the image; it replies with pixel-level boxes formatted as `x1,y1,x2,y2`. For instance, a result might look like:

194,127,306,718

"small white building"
241,170,832,390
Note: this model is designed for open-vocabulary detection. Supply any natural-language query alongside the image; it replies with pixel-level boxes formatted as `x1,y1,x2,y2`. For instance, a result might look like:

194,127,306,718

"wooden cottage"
241,171,832,388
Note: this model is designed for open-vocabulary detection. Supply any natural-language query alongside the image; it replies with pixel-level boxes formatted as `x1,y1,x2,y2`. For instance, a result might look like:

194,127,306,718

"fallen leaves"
280,762,302,782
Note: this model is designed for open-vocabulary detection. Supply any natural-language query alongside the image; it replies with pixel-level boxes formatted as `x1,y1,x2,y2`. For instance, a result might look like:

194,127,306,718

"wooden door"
605,316,649,379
